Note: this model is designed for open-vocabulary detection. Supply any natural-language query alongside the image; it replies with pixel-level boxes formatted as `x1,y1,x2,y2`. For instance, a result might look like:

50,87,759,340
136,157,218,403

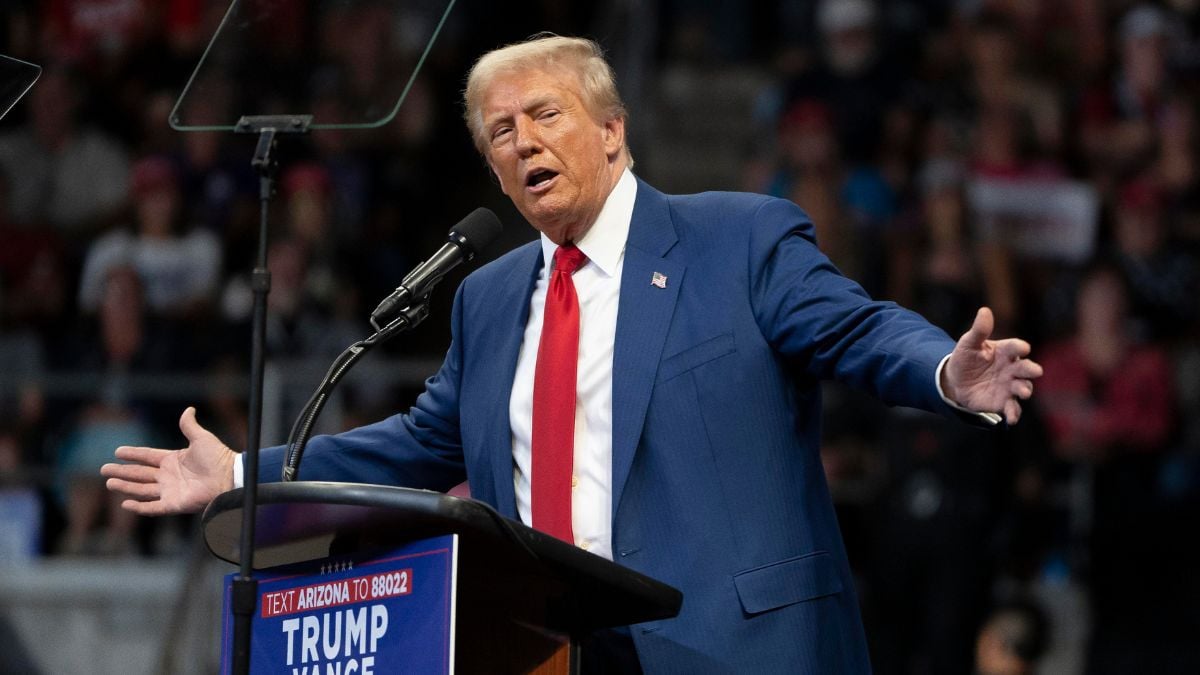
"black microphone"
371,207,503,323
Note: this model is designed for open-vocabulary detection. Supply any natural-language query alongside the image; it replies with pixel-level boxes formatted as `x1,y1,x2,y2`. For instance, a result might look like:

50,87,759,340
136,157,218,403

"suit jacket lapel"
483,243,542,519
611,180,683,518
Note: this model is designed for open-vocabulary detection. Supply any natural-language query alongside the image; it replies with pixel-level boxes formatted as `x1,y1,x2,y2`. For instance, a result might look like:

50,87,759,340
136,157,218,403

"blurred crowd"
0,0,1198,673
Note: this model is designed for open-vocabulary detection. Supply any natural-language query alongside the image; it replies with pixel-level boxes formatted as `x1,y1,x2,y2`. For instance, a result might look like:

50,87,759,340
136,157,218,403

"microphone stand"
282,298,430,481
229,114,310,675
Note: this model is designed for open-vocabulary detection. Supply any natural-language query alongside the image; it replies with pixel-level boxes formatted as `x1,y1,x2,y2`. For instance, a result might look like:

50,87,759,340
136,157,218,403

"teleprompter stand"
203,482,682,673
167,2,461,673
226,113,312,675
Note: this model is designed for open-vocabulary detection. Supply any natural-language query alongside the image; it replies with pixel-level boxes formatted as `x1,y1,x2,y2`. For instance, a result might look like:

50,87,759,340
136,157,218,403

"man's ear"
603,116,626,160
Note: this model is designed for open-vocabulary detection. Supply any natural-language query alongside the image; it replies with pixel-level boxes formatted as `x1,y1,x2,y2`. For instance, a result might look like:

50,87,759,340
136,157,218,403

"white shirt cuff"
232,453,244,488
935,354,1003,426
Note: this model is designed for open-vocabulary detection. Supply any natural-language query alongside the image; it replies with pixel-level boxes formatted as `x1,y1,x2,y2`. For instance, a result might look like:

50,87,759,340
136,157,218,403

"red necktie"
532,244,588,542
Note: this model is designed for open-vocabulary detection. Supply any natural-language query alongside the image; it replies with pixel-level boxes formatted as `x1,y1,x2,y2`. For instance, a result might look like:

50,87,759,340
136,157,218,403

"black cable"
281,299,429,481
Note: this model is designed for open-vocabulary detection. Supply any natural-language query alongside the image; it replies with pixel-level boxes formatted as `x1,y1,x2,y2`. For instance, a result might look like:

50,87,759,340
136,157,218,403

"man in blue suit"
104,35,1042,672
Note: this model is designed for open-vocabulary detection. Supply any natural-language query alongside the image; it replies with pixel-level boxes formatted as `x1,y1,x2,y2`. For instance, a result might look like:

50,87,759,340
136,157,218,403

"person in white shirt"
78,156,221,317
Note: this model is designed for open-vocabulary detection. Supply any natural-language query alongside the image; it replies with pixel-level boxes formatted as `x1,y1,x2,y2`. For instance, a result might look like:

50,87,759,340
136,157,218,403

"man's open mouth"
526,169,558,189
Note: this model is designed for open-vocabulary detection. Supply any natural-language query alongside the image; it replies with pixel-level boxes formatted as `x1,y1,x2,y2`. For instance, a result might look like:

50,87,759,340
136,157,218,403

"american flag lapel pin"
651,271,668,289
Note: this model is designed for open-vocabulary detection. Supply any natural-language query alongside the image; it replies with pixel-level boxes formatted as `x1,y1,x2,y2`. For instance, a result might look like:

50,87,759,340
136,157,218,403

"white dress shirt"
509,168,637,560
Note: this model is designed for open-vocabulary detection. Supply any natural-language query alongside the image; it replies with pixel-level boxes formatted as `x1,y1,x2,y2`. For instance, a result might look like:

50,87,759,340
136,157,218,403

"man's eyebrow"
521,94,558,113
483,110,512,130
484,94,562,131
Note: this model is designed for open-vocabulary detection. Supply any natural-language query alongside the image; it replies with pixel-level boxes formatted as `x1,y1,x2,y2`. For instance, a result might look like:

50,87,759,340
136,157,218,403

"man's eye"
539,110,559,121
491,127,511,142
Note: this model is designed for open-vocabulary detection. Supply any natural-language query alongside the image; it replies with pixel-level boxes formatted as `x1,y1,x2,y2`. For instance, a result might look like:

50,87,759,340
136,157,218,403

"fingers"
178,406,207,442
1000,348,1043,381
1004,398,1022,426
120,499,171,517
113,445,171,466
959,307,995,349
1018,358,1044,379
104,476,161,501
100,462,159,483
106,473,171,516
1012,379,1035,399
994,340,1043,382
996,338,1032,360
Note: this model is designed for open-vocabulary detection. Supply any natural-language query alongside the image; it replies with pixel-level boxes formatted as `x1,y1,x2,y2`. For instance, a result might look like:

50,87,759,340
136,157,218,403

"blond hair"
463,34,632,164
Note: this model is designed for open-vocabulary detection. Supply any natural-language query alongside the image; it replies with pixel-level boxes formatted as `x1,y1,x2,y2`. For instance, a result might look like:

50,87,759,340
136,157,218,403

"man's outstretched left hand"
942,307,1044,425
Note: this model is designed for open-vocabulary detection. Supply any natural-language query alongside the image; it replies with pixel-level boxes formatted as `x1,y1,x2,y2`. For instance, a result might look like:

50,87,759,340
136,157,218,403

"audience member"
1035,261,1193,673
787,0,900,165
0,67,129,237
1038,262,1174,460
77,155,221,318
1110,176,1198,340
1079,4,1176,183
974,601,1049,675
56,266,167,555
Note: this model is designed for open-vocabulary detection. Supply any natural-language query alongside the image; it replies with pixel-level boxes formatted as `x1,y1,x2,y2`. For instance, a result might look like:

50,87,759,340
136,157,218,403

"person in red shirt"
1037,262,1174,459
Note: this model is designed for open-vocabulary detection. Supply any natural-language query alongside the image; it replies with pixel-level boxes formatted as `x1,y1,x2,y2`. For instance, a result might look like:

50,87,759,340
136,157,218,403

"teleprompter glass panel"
170,0,455,131
0,55,41,121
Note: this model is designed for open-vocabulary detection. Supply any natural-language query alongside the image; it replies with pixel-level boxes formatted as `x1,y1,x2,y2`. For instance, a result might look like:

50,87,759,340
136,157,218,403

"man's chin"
523,202,567,233
526,215,575,245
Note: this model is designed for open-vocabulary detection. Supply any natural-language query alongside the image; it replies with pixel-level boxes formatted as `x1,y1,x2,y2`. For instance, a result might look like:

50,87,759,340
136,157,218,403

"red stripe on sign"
260,569,413,618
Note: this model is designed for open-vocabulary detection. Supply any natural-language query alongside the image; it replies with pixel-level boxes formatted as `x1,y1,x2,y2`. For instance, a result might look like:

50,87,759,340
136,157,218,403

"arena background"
1,1,1198,673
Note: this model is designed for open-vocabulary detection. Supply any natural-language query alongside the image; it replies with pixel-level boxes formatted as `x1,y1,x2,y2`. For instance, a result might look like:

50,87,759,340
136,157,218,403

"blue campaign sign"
221,534,458,674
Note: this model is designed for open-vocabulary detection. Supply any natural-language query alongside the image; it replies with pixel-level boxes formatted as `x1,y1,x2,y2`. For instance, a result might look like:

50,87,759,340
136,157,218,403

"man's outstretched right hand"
102,406,238,516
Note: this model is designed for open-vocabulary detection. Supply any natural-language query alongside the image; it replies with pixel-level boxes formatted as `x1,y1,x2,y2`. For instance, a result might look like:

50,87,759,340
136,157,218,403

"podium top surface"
202,482,682,630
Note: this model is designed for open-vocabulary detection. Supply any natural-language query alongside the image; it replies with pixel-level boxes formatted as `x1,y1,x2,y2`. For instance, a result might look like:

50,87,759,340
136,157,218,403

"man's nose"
514,117,543,156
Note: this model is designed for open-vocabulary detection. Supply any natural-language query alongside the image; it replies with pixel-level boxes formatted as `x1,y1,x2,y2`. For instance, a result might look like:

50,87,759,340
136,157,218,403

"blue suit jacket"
258,179,961,673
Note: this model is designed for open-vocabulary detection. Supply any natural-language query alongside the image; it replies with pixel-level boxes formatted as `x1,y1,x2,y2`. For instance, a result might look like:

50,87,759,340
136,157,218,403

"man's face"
480,67,625,244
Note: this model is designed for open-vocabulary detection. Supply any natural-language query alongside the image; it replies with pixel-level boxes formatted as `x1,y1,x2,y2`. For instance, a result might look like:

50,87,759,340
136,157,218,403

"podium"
203,482,682,673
